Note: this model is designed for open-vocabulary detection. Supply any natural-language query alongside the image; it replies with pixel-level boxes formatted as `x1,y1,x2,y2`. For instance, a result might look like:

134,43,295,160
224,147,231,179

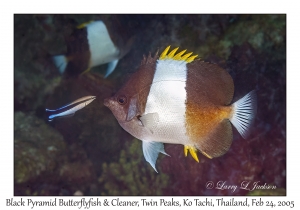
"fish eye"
117,95,127,105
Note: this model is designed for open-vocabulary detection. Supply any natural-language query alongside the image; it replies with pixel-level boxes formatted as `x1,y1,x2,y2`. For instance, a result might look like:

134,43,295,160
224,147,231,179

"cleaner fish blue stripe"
46,96,96,121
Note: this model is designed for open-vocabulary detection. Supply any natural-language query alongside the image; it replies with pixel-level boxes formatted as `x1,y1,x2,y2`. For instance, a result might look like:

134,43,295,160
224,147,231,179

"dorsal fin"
186,60,234,106
76,20,94,29
159,46,198,63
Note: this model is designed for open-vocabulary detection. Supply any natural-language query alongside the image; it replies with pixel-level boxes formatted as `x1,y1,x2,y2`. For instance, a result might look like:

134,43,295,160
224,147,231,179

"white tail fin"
229,90,257,139
52,55,68,74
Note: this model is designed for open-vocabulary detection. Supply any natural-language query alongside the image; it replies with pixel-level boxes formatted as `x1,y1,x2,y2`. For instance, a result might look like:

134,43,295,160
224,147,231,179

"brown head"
103,52,158,137
103,94,133,124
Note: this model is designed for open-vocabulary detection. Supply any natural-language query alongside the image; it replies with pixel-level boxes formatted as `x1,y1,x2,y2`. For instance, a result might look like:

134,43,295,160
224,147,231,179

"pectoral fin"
104,59,119,78
140,113,159,134
142,141,169,173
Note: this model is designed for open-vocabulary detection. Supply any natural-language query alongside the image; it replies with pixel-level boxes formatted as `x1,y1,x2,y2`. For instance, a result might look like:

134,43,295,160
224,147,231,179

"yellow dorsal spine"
159,46,199,63
186,55,198,63
167,47,179,58
181,52,193,61
159,45,170,60
173,49,187,60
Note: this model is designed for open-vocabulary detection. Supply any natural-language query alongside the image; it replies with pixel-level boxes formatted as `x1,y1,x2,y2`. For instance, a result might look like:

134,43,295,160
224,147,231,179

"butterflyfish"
46,96,96,121
53,19,134,78
104,46,257,172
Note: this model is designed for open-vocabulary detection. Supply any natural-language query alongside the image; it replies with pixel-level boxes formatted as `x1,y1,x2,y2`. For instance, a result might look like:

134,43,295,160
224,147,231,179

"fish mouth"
103,97,112,107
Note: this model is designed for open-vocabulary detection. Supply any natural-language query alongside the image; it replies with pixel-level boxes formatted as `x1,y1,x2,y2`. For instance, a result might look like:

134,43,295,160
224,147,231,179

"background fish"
53,20,129,77
104,46,257,172
52,19,132,78
52,15,155,78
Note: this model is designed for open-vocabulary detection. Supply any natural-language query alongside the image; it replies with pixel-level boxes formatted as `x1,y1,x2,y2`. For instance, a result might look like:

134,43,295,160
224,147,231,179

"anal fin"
195,120,233,158
142,141,169,173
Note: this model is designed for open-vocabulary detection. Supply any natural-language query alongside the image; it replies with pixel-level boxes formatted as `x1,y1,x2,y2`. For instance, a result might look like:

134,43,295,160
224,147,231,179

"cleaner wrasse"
46,96,96,121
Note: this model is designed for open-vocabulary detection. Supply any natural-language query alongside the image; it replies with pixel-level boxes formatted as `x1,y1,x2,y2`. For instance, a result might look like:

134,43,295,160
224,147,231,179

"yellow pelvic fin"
184,146,188,157
184,145,199,162
201,151,212,159
76,20,94,29
79,68,91,76
159,46,199,63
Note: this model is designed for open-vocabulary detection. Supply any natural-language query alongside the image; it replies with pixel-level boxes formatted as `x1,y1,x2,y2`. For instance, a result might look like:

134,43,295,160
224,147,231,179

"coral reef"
44,75,126,177
14,112,98,195
14,112,66,184
98,140,169,195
